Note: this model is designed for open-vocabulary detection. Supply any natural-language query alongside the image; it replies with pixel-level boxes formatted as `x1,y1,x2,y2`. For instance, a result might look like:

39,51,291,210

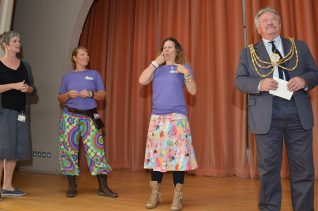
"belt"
65,106,104,129
65,106,97,116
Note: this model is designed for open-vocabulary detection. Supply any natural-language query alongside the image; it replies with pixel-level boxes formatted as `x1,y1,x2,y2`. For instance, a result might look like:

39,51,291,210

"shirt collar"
262,35,281,46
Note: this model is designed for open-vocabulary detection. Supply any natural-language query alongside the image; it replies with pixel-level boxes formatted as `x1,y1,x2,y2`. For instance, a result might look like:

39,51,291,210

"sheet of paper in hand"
269,78,293,100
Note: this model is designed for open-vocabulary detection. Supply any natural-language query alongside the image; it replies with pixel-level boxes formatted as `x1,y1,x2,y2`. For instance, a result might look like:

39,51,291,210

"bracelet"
150,63,157,69
184,73,192,79
184,73,192,83
151,60,159,69
89,90,94,98
185,77,192,83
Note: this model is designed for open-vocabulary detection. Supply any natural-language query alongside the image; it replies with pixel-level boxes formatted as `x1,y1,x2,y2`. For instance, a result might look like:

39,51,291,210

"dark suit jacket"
235,37,318,134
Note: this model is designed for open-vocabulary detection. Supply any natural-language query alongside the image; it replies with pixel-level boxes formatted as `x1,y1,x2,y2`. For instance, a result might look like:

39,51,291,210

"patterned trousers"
59,112,112,176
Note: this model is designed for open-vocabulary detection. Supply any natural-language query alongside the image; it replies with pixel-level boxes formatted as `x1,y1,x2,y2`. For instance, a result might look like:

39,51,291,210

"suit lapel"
281,37,291,57
254,41,270,62
281,37,296,77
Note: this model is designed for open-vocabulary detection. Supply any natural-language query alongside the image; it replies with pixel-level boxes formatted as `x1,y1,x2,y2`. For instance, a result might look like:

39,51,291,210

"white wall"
13,0,94,174
0,0,15,56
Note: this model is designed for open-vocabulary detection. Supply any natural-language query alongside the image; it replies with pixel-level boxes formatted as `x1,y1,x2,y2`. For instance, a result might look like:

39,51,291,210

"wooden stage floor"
0,170,316,211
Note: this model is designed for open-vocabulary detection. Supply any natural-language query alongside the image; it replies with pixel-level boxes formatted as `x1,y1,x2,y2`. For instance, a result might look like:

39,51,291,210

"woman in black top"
0,31,36,199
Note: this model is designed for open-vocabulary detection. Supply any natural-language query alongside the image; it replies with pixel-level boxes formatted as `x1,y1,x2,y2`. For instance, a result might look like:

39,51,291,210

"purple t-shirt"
59,70,105,110
152,64,192,115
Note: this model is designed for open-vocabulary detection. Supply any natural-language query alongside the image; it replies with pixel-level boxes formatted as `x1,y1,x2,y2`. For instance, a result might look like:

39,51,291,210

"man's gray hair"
255,7,281,29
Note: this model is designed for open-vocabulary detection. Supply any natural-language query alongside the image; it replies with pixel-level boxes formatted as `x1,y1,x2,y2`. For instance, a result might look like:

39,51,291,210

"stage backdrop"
78,0,318,178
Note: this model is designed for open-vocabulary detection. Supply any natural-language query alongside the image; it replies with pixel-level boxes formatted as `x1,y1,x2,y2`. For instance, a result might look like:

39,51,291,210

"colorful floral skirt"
144,113,198,172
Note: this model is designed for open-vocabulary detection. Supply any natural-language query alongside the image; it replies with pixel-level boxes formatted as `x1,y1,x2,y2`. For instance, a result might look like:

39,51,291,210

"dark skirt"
0,108,31,160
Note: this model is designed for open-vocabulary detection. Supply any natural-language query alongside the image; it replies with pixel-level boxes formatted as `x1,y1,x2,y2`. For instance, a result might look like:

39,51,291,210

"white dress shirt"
262,36,288,80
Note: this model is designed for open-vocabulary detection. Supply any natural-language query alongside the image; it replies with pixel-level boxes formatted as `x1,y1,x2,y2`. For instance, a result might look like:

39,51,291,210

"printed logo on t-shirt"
85,76,94,80
169,65,178,74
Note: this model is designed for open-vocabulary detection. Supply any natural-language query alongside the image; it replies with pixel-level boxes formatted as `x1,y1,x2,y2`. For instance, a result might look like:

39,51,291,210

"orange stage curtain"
79,0,318,178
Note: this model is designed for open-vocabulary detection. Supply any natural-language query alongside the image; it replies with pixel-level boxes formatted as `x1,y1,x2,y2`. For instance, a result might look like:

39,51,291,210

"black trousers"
256,97,314,211
151,170,185,186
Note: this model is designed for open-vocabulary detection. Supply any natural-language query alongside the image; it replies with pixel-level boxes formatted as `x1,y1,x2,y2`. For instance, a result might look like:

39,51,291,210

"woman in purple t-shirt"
139,37,198,210
58,47,117,198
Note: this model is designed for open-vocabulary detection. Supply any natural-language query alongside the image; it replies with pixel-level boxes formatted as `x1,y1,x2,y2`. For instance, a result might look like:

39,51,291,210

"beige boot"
171,183,183,211
146,181,161,209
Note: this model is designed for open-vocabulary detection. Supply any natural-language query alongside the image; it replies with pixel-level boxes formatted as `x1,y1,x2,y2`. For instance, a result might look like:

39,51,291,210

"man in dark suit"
235,7,318,211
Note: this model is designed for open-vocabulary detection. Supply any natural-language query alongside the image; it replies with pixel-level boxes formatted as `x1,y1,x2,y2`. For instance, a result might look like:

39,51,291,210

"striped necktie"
269,41,290,81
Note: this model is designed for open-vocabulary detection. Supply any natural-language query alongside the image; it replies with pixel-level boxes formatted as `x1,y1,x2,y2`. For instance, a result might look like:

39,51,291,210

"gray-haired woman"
0,31,37,199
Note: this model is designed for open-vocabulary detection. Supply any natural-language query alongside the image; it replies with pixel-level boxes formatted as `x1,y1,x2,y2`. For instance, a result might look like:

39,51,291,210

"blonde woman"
58,47,117,198
139,37,197,210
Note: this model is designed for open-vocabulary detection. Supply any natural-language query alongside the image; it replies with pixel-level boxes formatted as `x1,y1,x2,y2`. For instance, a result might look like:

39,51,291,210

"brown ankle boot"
171,183,183,210
146,181,161,209
96,174,118,198
66,175,77,197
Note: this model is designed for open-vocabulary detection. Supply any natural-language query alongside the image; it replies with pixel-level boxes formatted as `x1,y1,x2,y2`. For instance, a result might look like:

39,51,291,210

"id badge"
17,114,26,122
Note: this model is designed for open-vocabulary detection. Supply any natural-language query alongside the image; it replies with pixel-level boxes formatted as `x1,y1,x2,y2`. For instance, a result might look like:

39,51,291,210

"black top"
0,61,29,112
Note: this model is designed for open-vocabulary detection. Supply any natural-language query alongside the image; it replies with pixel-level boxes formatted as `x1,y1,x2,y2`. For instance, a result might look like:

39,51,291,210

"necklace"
248,37,299,77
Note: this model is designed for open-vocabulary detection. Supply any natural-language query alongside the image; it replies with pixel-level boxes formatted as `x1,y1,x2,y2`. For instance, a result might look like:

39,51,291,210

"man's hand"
287,76,306,92
260,78,278,92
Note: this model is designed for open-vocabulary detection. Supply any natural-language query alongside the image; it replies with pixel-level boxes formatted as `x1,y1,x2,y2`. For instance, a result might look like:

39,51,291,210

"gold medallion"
270,53,280,67
248,38,298,78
